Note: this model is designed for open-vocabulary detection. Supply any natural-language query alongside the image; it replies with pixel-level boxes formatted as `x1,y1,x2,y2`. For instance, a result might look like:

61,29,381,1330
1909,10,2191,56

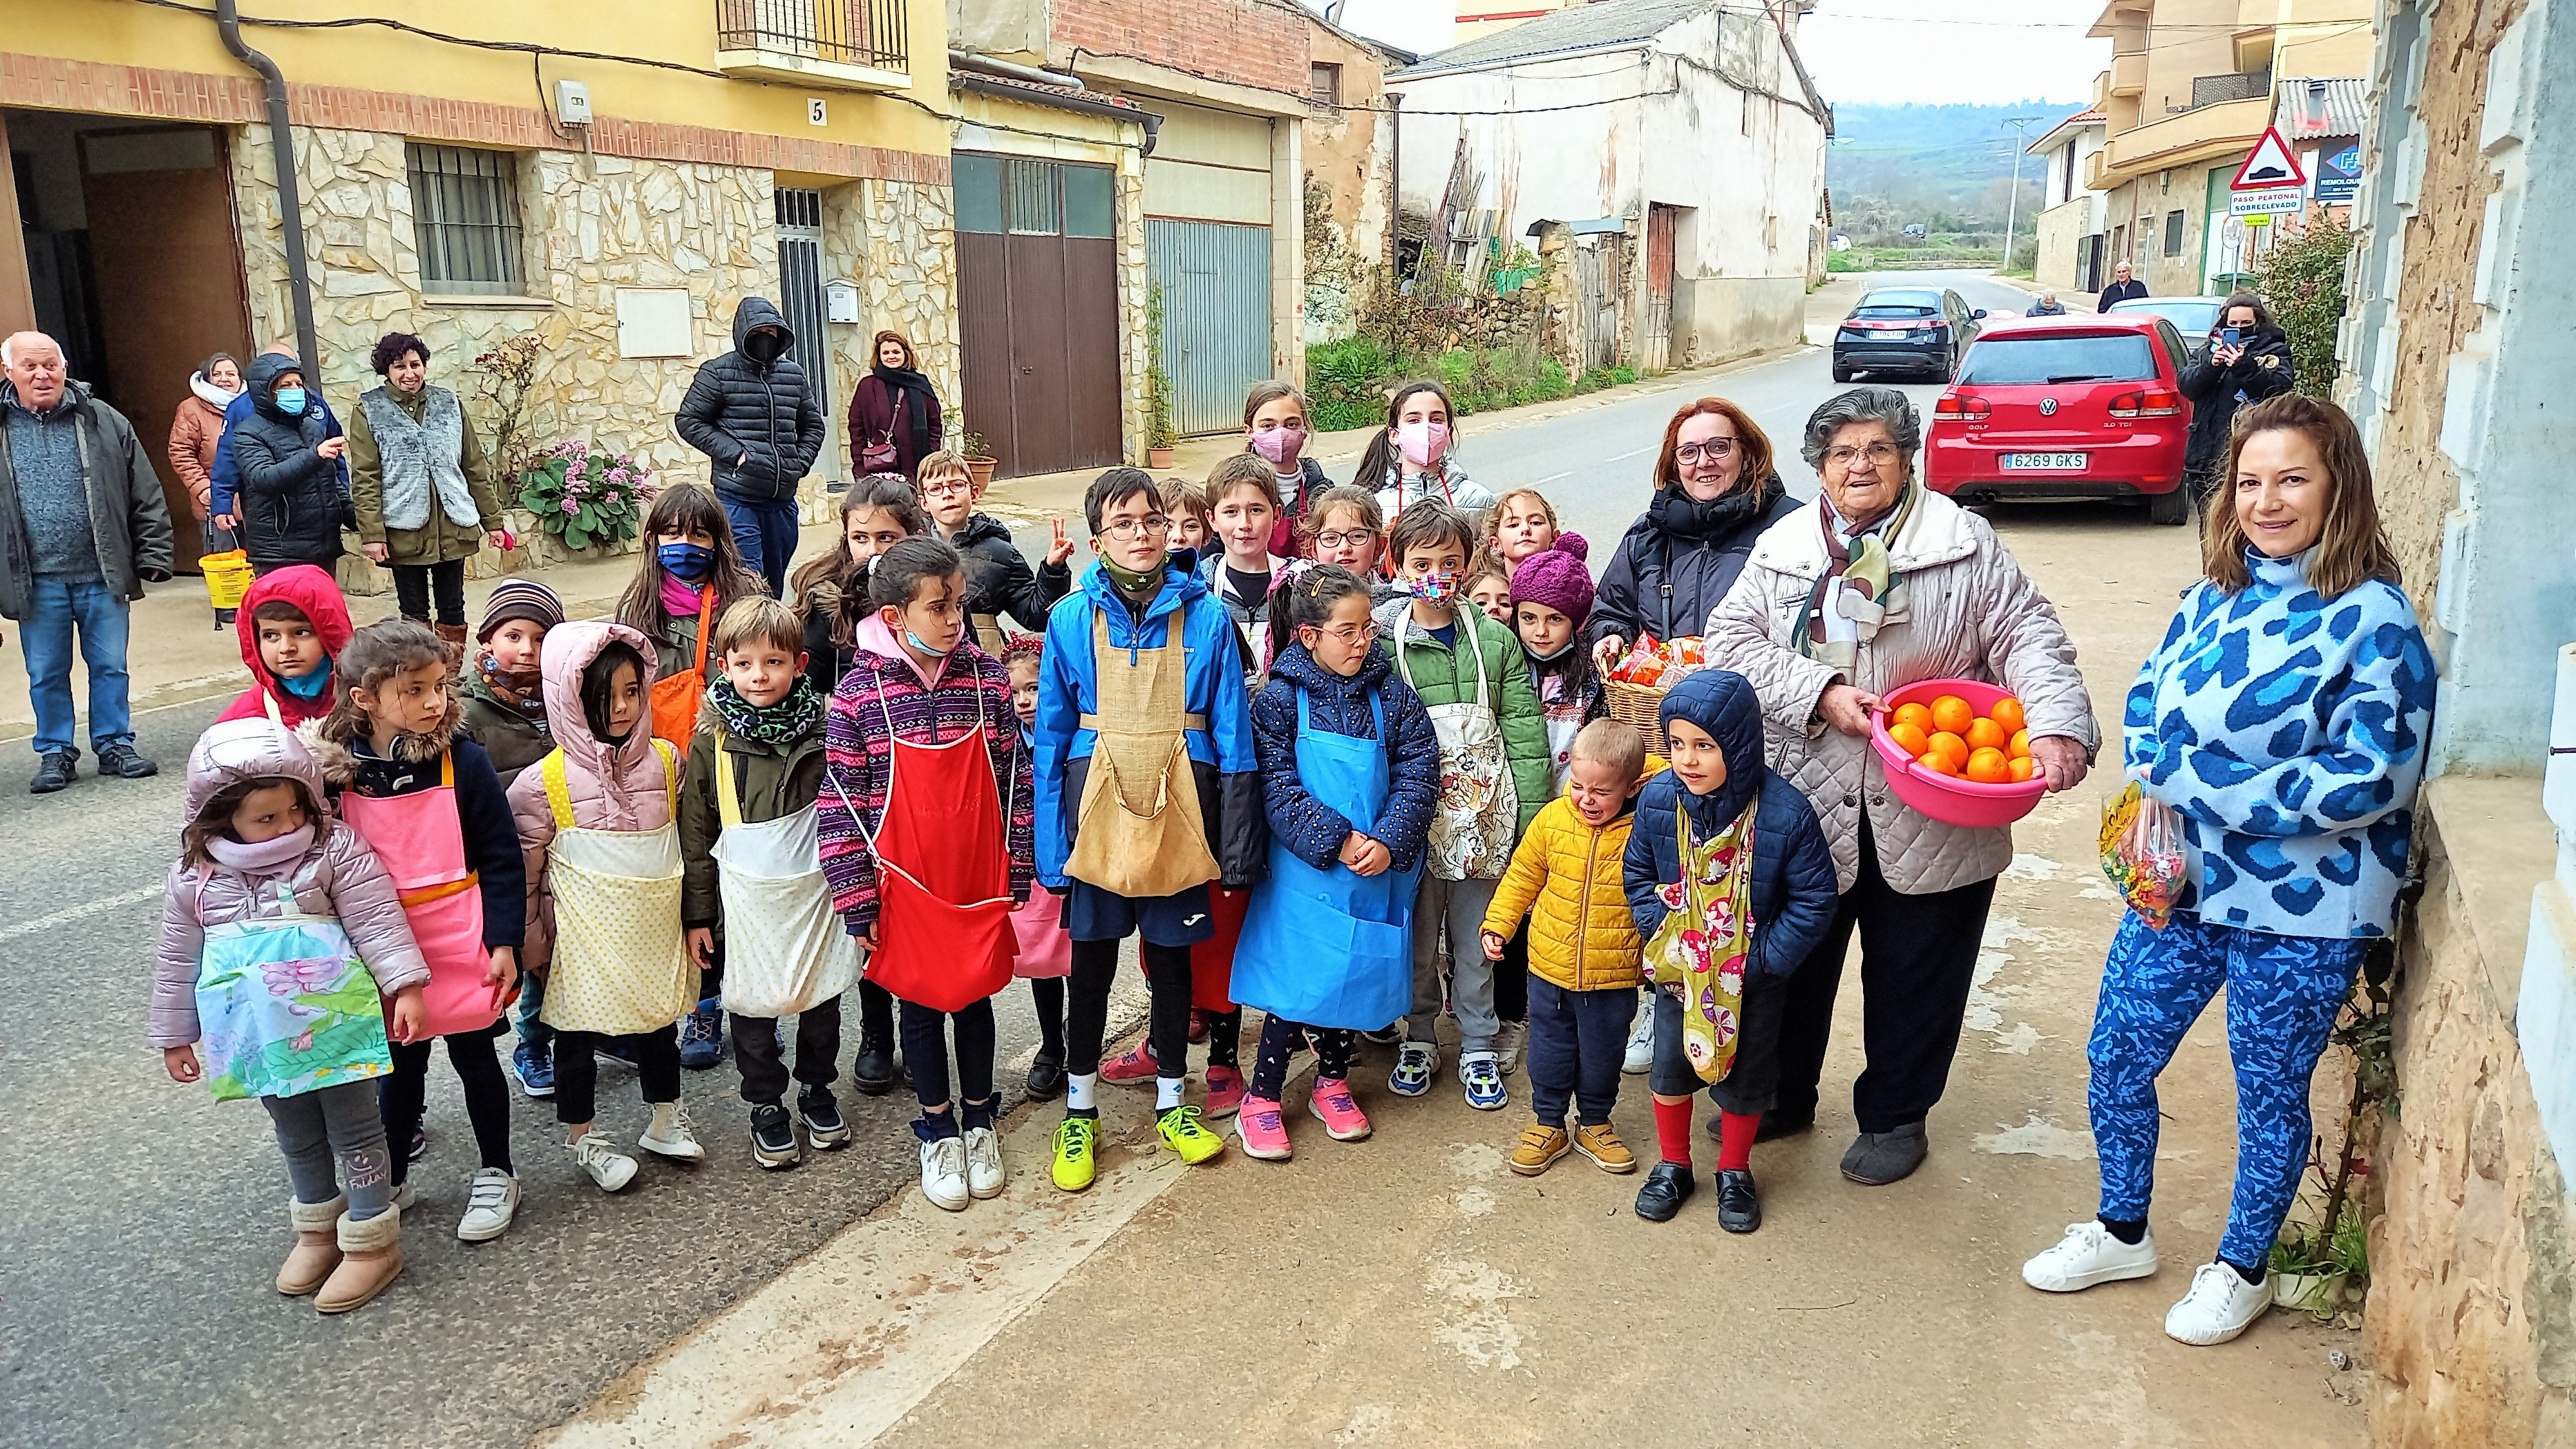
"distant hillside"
1828,101,2080,243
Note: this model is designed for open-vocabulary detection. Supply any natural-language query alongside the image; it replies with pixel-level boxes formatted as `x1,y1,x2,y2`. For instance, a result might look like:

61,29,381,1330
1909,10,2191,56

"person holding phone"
2179,292,2294,526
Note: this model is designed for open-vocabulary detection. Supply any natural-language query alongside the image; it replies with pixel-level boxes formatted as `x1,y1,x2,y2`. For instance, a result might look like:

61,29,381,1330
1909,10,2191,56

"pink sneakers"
1204,1065,1247,1119
1236,1096,1292,1159
1309,1077,1372,1141
1099,1042,1159,1086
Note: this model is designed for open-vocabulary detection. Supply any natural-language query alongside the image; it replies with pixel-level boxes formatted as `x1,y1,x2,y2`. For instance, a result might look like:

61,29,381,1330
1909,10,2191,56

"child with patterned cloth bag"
151,717,429,1312
508,621,705,1193
679,598,858,1171
817,538,1034,1210
1624,670,1837,1233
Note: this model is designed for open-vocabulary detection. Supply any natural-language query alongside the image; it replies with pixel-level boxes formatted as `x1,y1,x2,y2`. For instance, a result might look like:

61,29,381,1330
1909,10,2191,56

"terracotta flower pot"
966,455,998,490
1146,446,1176,469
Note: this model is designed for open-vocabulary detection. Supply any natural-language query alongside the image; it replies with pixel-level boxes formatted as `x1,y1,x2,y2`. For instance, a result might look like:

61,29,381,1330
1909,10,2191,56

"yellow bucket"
202,549,254,611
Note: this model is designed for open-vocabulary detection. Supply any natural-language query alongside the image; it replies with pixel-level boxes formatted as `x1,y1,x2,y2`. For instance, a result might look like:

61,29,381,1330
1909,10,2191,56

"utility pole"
1999,115,2043,274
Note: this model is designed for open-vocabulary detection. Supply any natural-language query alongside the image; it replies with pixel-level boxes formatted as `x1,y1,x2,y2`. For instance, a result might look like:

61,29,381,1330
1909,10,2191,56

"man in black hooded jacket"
677,298,825,596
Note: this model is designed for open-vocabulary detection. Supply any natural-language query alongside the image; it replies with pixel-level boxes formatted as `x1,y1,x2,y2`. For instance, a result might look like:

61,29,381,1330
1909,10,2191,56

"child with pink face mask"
1354,381,1495,528
1243,381,1332,556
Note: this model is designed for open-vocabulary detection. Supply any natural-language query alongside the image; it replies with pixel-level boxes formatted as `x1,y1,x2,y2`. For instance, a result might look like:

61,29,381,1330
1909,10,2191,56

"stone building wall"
822,176,961,477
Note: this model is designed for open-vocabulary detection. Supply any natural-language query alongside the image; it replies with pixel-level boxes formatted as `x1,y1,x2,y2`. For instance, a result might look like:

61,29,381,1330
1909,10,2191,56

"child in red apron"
1002,633,1073,1101
307,621,528,1244
819,538,1033,1212
1232,565,1440,1161
151,717,430,1313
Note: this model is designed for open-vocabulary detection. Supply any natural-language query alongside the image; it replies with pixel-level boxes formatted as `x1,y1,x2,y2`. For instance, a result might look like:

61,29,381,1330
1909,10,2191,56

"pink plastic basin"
1868,677,2045,829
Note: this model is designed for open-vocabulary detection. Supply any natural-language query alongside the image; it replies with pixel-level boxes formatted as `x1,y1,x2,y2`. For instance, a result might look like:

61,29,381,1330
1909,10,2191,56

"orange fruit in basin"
2009,728,2031,759
1929,695,1975,735
1926,731,1970,770
1893,702,1934,734
2007,756,2036,783
1964,717,2007,752
1989,696,2027,735
1965,747,2011,784
1888,721,1931,758
1917,750,1960,777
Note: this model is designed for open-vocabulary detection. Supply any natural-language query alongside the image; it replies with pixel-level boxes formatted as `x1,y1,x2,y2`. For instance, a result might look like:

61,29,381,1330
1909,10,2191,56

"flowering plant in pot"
946,406,997,489
519,439,654,553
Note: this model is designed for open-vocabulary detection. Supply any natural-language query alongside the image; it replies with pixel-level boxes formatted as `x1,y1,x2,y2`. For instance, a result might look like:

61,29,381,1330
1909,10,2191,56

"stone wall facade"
824,177,961,478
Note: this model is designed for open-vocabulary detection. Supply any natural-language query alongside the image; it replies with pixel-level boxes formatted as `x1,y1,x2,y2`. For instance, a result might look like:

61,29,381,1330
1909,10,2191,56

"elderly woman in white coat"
1705,386,2098,1186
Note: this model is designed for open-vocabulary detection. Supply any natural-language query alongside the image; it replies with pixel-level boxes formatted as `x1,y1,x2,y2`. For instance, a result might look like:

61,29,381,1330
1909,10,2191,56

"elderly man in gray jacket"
0,332,175,793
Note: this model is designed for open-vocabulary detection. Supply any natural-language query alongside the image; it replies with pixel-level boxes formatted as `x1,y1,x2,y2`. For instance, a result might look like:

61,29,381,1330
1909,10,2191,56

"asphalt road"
0,270,2090,1449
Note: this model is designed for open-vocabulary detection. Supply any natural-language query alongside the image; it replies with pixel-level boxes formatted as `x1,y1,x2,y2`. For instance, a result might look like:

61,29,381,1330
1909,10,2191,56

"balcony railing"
717,0,909,75
2190,70,2271,109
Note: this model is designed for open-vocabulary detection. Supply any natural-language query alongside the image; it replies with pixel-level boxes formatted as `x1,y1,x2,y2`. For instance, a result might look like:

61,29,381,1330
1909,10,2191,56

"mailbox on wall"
825,280,860,324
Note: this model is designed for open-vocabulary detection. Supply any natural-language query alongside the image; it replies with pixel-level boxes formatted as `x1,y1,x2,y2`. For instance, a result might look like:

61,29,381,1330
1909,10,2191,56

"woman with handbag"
848,330,943,482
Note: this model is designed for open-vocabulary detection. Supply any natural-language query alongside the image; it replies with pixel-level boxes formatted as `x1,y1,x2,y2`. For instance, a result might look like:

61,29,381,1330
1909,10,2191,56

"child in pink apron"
1003,633,1072,1100
308,621,527,1244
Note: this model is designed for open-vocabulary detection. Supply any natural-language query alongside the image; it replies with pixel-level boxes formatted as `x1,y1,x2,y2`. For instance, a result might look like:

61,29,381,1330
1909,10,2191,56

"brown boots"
277,1195,344,1295
433,621,469,674
315,1206,403,1314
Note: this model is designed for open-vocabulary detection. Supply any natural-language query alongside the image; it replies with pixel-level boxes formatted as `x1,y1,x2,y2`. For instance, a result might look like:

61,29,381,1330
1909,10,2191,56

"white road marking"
0,882,162,943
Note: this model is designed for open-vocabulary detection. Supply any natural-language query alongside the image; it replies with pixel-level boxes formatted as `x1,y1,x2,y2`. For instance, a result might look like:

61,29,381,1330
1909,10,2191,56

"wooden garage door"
955,153,1120,480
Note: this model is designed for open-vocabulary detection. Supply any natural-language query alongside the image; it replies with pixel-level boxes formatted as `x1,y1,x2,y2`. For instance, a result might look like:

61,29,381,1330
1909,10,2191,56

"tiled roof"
2027,106,2106,154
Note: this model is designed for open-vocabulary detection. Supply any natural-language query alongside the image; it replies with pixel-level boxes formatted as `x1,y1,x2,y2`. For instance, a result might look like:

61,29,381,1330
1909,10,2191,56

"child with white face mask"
1357,381,1495,527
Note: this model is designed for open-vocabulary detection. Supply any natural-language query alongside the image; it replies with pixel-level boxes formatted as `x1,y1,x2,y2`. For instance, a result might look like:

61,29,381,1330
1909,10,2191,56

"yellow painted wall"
28,0,951,160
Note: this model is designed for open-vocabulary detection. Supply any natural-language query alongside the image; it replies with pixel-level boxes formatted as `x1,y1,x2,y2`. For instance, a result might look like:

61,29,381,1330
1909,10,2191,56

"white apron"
710,735,859,1018
536,741,700,1036
1395,613,1519,881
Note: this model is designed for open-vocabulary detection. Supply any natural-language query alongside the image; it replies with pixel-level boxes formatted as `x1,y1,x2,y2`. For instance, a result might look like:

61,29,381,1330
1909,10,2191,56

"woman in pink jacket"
507,620,703,1191
151,716,428,1314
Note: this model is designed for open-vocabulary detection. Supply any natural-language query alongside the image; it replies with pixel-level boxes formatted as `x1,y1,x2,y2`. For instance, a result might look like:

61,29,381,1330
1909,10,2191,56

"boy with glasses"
915,449,1076,655
1030,469,1264,1189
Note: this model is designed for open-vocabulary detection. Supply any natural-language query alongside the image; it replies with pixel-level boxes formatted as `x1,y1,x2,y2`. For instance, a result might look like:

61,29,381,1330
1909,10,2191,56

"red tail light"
2108,386,2183,418
1933,391,1989,422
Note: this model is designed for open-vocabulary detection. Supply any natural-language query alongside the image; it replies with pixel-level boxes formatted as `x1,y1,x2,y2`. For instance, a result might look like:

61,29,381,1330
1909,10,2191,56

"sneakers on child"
569,1132,638,1192
678,999,723,1069
963,1126,1006,1198
1157,1104,1227,1165
1573,1123,1636,1174
798,1085,851,1150
2164,1262,2272,1346
1459,1051,1508,1111
1202,1064,1247,1119
1361,1024,1405,1046
639,1103,706,1162
1051,1115,1101,1192
1099,1041,1159,1086
1622,1001,1655,1075
1389,1041,1437,1097
513,1041,555,1098
455,1168,520,1242
1510,1123,1571,1176
920,1135,970,1211
749,1102,800,1170
1236,1096,1293,1160
388,1180,417,1215
1493,1019,1527,1075
406,1125,428,1164
1308,1077,1371,1141
2023,1221,2161,1293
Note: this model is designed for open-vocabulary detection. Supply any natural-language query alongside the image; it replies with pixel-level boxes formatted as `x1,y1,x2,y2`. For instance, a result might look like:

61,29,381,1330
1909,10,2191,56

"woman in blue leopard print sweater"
2023,394,2436,1349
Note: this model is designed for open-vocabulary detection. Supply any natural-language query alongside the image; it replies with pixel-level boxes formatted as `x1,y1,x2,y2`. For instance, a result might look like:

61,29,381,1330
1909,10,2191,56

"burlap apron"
1065,611,1220,898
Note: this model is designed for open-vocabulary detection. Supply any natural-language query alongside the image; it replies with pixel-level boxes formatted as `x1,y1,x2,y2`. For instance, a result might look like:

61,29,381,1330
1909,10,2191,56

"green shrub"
1611,365,1638,385
2255,211,2354,399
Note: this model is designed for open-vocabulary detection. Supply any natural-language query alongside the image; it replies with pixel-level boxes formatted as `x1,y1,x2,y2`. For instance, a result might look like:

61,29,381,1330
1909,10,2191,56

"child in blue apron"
150,717,431,1313
1231,564,1440,1160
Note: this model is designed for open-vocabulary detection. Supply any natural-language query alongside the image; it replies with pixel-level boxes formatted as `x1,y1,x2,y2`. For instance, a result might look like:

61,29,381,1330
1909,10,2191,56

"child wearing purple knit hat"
1509,535,1604,797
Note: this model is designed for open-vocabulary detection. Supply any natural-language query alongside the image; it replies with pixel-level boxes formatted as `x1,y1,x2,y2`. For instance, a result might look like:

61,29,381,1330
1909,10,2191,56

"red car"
1925,313,2195,526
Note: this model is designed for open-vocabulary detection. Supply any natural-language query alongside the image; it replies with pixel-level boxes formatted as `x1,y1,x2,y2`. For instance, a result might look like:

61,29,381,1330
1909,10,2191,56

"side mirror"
1971,308,1989,320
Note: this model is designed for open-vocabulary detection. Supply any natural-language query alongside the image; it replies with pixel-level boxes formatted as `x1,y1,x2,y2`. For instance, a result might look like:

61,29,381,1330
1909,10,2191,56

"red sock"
1717,1110,1759,1171
1653,1098,1694,1166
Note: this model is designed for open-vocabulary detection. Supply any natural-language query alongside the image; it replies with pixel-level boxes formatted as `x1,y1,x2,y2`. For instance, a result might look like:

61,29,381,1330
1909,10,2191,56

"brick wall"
1048,0,1309,98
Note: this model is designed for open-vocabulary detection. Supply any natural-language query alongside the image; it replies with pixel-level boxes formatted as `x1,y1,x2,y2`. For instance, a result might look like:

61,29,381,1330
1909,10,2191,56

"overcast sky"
1325,0,2108,106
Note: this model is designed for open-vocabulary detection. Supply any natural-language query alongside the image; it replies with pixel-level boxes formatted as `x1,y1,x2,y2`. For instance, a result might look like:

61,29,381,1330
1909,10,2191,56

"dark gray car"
1832,286,1987,383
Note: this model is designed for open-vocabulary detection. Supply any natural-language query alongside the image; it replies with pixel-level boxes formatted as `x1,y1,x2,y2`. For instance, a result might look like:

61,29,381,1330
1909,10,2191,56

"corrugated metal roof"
2276,77,2367,139
1393,0,1717,76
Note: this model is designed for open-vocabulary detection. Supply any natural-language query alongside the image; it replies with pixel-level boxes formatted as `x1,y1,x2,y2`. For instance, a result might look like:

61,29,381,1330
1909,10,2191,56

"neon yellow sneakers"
1051,1114,1101,1193
1156,1104,1227,1166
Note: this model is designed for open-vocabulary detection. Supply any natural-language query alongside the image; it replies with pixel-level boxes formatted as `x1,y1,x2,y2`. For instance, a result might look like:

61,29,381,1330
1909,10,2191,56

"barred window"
408,143,524,295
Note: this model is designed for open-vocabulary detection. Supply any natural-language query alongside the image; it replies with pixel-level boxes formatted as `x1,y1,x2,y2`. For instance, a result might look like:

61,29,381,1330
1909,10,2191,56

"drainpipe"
215,0,319,379
1386,91,1402,268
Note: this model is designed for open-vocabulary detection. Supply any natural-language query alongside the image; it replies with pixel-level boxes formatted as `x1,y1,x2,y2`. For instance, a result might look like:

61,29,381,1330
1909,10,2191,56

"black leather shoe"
1025,1048,1066,1101
97,743,158,779
28,750,75,794
1716,1168,1762,1233
852,1037,897,1097
1754,1111,1813,1144
1634,1160,1695,1222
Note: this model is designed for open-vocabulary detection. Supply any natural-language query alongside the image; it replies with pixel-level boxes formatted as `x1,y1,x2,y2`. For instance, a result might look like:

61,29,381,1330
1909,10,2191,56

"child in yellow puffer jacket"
1479,718,1653,1178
